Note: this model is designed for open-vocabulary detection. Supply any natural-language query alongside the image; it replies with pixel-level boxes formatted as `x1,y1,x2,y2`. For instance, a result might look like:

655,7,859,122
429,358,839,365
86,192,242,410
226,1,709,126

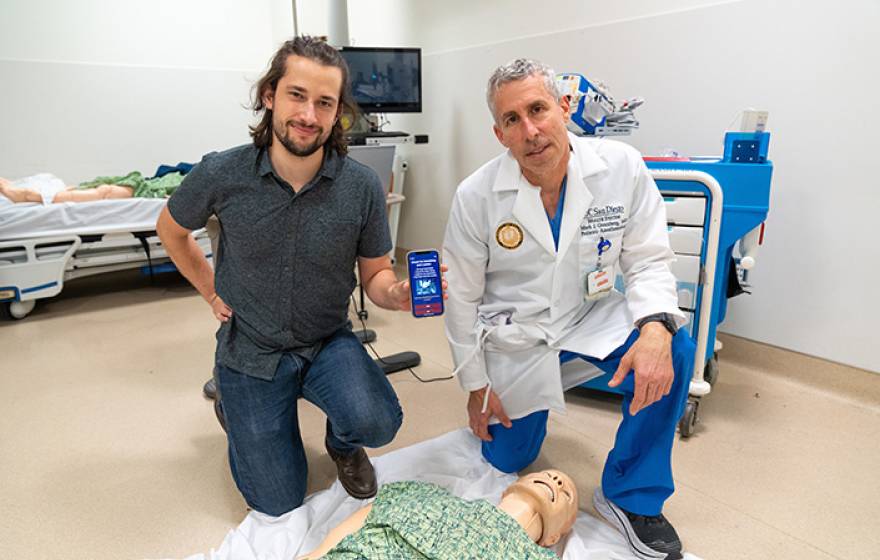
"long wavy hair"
249,36,357,155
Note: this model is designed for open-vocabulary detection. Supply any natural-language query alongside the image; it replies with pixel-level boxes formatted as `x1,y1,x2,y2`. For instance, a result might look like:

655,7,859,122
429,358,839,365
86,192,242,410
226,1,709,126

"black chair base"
375,351,421,375
354,329,377,344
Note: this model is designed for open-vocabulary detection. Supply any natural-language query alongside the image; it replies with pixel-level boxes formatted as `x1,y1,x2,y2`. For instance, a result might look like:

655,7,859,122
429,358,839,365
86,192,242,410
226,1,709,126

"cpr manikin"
297,469,579,559
502,469,579,546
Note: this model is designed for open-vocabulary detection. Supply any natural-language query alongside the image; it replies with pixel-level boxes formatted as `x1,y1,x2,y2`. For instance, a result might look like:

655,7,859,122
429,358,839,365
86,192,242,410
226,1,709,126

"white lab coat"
443,133,684,421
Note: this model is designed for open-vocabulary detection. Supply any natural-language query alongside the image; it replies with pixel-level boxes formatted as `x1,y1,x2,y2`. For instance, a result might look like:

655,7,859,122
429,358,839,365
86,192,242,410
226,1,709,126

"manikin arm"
296,504,373,560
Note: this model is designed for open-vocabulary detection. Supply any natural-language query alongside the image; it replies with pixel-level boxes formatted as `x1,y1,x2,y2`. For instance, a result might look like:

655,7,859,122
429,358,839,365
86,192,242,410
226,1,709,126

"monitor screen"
340,46,421,113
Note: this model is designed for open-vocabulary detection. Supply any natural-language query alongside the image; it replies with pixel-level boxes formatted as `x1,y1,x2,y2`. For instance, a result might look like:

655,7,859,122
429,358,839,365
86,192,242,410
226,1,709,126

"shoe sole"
339,480,377,500
592,488,669,560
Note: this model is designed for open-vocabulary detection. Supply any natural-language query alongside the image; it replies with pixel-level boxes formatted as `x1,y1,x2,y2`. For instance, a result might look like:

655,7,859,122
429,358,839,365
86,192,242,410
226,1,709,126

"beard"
273,118,331,157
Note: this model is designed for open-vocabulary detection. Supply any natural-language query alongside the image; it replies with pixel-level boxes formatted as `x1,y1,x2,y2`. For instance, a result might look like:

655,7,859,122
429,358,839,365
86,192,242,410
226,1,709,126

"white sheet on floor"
176,429,701,560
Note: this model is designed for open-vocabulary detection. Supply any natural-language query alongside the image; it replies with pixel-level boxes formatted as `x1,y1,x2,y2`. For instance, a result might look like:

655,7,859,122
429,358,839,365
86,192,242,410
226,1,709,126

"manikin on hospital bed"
0,196,210,319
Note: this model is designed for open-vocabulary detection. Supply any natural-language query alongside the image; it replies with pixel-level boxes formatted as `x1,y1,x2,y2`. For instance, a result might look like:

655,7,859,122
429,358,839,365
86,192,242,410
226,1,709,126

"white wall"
383,0,879,372
2,1,877,372
0,0,412,185
0,0,293,183
293,0,416,47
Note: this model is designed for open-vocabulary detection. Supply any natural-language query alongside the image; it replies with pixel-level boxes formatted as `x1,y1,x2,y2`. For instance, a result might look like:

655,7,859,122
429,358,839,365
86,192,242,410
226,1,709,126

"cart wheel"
8,300,36,320
704,354,720,385
678,399,699,438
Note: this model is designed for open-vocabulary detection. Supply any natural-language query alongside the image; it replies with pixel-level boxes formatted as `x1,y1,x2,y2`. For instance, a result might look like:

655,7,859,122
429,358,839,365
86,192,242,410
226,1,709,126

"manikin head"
501,469,578,546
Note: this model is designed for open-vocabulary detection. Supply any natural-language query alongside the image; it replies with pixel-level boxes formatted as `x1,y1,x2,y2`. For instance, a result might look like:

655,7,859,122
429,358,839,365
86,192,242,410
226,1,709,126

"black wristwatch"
636,312,678,335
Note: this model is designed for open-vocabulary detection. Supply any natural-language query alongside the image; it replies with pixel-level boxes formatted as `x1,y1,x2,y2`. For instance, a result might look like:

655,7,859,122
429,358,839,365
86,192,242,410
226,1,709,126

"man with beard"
157,36,428,516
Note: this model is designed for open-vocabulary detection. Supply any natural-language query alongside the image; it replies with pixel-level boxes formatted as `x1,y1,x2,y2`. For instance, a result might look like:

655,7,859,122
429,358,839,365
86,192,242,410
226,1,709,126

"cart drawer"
667,225,703,256
671,254,700,310
612,254,700,311
680,309,695,336
664,196,706,226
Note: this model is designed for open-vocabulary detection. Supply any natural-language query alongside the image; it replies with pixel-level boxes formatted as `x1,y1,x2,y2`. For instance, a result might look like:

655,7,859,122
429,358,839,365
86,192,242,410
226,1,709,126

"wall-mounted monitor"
339,46,422,114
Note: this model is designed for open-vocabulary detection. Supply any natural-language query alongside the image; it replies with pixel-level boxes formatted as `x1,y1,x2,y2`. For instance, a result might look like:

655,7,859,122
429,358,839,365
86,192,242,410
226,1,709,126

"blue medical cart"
578,132,773,437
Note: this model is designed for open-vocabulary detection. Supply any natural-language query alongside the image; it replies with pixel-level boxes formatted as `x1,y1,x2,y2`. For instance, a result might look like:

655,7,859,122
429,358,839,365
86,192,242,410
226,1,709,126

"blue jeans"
215,328,403,516
482,328,695,516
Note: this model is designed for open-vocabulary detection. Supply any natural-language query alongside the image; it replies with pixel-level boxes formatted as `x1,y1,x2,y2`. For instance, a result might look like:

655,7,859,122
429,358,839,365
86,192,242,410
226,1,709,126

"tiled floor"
1,270,877,559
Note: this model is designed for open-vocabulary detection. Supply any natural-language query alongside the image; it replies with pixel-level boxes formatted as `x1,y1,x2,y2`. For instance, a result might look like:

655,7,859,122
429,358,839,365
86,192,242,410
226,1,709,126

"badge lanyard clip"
596,236,611,270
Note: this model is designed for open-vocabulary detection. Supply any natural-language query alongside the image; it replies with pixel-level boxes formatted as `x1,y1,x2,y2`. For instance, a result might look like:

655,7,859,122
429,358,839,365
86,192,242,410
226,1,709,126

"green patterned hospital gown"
321,481,558,560
77,171,184,198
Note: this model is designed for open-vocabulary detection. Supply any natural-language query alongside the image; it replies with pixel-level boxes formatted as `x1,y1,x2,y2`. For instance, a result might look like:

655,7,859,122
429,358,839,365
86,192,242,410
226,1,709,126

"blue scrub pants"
482,328,695,516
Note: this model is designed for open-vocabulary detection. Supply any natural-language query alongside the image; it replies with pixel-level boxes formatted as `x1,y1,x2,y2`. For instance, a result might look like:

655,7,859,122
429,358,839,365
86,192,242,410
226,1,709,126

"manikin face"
503,469,578,546
264,54,343,157
491,74,571,182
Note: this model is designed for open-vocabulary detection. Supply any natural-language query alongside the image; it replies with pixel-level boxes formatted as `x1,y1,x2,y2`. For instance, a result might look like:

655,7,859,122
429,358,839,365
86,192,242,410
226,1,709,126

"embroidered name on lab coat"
580,204,628,236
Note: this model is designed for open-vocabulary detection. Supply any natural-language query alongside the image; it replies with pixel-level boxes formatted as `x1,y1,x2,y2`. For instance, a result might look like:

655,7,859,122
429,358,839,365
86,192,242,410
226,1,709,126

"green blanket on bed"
77,171,184,198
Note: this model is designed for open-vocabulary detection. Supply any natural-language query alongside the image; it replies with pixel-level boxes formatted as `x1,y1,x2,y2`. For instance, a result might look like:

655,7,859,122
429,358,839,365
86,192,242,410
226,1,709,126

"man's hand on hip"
467,386,512,441
208,292,233,322
608,323,674,416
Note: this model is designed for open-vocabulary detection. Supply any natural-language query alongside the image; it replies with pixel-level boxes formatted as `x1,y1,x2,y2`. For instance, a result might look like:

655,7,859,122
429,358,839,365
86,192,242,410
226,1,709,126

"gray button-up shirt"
167,144,391,379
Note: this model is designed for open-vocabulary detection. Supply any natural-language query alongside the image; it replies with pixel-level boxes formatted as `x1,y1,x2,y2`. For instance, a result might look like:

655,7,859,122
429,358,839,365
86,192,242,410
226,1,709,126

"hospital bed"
0,196,211,319
573,131,774,437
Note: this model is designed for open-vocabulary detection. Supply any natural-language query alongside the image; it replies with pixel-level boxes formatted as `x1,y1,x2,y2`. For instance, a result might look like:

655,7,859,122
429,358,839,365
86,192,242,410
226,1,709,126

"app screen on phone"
408,251,443,317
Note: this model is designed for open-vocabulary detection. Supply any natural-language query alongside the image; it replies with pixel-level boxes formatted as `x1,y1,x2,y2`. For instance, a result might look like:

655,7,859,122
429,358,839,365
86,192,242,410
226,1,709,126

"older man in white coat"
443,59,696,560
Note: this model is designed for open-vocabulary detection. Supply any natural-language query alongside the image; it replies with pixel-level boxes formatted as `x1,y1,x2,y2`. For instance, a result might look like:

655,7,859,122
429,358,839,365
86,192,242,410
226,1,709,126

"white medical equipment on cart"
557,73,644,137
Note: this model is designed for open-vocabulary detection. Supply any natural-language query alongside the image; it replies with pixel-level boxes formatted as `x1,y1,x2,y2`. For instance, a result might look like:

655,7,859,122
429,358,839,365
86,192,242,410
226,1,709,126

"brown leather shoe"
325,443,377,499
213,398,227,433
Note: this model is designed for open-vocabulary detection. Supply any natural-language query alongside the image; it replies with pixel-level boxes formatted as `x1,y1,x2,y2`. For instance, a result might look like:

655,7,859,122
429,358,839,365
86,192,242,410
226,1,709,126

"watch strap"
636,312,677,335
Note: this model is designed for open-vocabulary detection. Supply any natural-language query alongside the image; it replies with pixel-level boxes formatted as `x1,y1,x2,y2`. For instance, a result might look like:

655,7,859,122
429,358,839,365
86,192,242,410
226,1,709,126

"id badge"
586,265,614,300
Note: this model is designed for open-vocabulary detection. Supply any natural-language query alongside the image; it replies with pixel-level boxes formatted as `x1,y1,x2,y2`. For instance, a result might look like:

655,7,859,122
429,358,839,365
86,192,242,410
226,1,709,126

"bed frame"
0,228,210,319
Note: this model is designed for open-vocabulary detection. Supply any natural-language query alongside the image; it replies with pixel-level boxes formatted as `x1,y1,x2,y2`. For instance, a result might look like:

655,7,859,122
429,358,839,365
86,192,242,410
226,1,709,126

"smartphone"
407,249,444,318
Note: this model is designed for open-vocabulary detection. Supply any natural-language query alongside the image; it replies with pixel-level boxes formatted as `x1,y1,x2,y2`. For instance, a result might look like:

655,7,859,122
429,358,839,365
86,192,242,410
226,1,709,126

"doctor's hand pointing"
608,323,674,416
468,386,512,441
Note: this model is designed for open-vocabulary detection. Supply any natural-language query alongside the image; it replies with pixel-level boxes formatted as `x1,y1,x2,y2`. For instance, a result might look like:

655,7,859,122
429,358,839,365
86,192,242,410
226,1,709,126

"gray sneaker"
593,487,683,560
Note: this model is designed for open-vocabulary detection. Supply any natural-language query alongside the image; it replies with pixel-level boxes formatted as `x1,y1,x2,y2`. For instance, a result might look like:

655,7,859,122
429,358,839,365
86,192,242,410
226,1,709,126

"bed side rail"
0,235,81,302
